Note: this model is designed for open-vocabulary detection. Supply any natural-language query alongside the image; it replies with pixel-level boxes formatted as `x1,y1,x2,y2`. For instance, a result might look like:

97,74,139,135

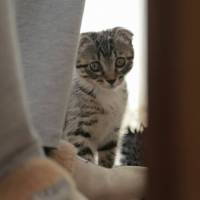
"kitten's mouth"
102,82,121,89
95,78,123,89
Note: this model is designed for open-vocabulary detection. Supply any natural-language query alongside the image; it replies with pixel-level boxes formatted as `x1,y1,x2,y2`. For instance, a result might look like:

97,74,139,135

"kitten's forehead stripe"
88,31,115,58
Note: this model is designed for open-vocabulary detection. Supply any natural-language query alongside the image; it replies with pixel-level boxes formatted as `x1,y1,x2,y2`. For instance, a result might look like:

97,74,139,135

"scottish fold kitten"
63,27,134,168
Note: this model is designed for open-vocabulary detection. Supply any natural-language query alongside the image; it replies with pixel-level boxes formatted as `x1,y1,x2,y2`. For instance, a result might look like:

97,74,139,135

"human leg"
0,1,86,199
50,141,147,200
0,0,42,177
15,0,85,147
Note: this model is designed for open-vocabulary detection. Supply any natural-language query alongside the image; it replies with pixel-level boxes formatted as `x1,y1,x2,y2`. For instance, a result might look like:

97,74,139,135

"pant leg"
15,0,85,147
0,0,43,177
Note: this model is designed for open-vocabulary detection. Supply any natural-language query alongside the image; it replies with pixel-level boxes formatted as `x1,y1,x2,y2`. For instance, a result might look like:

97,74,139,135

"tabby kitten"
63,27,134,168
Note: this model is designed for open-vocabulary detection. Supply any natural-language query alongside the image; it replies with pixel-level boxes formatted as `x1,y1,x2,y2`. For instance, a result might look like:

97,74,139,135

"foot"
49,141,147,200
0,158,87,200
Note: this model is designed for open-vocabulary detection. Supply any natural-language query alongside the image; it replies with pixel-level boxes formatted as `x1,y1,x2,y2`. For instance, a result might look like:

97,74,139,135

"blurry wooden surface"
147,0,200,199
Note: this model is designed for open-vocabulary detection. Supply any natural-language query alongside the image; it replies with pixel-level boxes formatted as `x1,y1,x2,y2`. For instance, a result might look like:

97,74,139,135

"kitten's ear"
113,27,133,44
79,33,93,48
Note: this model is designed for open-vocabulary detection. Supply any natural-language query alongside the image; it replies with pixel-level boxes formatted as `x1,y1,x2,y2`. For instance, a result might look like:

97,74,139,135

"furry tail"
120,125,145,166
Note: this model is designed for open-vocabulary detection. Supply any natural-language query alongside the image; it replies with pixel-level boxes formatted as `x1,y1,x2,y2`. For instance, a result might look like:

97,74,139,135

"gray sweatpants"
0,0,84,176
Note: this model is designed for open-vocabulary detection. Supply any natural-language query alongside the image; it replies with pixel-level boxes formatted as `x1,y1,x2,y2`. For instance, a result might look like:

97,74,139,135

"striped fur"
63,27,134,168
120,126,145,166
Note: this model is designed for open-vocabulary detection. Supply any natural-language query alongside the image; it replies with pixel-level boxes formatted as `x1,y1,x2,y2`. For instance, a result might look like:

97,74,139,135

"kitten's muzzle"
106,79,116,85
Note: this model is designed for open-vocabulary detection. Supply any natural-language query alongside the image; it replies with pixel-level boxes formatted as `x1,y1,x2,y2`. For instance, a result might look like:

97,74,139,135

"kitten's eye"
89,62,101,72
115,57,126,68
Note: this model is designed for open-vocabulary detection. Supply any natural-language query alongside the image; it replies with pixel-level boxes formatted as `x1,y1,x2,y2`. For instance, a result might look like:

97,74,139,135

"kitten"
63,27,134,168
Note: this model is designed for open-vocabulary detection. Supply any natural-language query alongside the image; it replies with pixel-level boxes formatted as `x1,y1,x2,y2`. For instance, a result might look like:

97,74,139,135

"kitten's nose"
107,79,116,85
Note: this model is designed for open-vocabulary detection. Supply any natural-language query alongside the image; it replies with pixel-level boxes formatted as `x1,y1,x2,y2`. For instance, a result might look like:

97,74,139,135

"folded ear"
79,33,93,49
77,33,96,65
113,27,133,44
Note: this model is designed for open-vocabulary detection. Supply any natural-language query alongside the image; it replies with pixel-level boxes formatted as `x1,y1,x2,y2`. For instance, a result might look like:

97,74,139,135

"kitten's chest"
94,87,127,141
99,90,126,117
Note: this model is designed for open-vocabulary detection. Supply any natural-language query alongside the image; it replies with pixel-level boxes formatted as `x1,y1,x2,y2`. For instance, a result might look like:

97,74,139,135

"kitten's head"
76,27,134,89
